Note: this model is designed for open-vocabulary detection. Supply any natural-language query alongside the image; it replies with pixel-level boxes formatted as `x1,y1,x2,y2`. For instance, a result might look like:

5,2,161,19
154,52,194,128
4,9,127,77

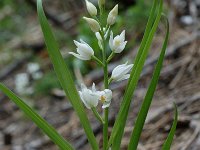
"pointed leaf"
128,15,170,150
109,0,163,148
161,103,178,150
37,0,98,149
0,83,74,150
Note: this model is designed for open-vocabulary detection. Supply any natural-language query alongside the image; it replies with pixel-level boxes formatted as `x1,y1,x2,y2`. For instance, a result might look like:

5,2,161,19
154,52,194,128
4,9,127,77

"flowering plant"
0,0,178,150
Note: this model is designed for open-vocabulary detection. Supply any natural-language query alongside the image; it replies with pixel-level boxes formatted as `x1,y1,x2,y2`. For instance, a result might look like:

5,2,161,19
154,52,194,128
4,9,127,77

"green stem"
102,29,109,150
108,78,113,85
91,107,105,124
107,52,115,63
99,4,109,149
92,56,104,67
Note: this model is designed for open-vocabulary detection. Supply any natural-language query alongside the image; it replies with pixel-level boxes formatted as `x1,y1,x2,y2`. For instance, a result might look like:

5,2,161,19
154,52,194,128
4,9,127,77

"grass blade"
37,0,98,149
0,83,74,150
161,103,178,150
128,15,169,150
128,0,158,87
108,0,163,149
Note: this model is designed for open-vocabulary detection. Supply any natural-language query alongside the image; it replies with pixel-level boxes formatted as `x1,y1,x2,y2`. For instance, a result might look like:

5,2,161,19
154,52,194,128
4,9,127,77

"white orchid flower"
85,0,97,16
69,39,94,60
109,30,127,53
111,62,133,82
79,83,99,109
98,89,112,108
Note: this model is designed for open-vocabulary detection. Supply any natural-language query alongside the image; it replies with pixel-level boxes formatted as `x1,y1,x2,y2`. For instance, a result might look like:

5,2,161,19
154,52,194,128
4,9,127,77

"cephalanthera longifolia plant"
0,0,178,149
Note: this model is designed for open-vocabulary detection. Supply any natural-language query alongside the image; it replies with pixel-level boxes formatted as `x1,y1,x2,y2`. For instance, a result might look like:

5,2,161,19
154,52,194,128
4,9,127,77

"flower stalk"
107,52,115,63
91,107,105,124
92,56,104,67
102,30,109,150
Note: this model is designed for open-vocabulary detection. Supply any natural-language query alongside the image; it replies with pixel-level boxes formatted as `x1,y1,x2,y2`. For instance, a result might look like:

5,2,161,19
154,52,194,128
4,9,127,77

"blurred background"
0,0,200,149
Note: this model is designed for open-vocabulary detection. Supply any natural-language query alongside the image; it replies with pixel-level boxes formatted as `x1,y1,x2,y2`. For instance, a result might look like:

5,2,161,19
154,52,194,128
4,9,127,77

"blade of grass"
0,83,74,150
37,0,98,149
128,15,169,150
161,103,178,150
109,1,163,149
127,0,158,88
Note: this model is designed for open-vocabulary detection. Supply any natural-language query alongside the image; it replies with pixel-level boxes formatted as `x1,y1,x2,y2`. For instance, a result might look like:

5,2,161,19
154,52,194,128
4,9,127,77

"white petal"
111,62,133,81
80,91,92,109
69,52,90,60
116,74,130,81
74,40,94,57
102,101,111,108
89,94,99,107
104,28,110,39
73,40,80,47
81,84,87,90
98,41,103,50
109,31,114,50
122,64,133,74
115,41,127,53
92,83,96,92
80,39,92,49
120,30,125,41
79,91,83,100
103,89,112,102
95,32,102,41
79,84,100,109
77,43,94,56
111,64,125,78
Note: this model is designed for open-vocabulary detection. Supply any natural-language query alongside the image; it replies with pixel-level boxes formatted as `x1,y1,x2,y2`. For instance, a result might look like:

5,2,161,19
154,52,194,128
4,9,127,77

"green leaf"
0,83,74,150
161,103,178,150
108,0,163,149
128,0,159,85
128,15,170,150
37,0,99,149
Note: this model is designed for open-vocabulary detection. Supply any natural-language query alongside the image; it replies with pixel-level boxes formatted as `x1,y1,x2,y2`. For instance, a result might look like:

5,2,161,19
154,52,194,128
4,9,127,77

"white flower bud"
95,32,102,42
95,32,103,49
109,30,127,53
83,17,100,32
111,62,133,82
107,4,118,26
79,83,99,109
103,27,110,39
85,0,97,16
69,39,94,60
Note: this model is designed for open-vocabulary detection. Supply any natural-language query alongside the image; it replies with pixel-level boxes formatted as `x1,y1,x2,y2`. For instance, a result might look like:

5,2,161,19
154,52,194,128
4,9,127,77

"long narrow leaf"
37,0,99,149
0,83,74,150
128,0,158,87
128,15,169,150
161,103,178,150
109,0,163,149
